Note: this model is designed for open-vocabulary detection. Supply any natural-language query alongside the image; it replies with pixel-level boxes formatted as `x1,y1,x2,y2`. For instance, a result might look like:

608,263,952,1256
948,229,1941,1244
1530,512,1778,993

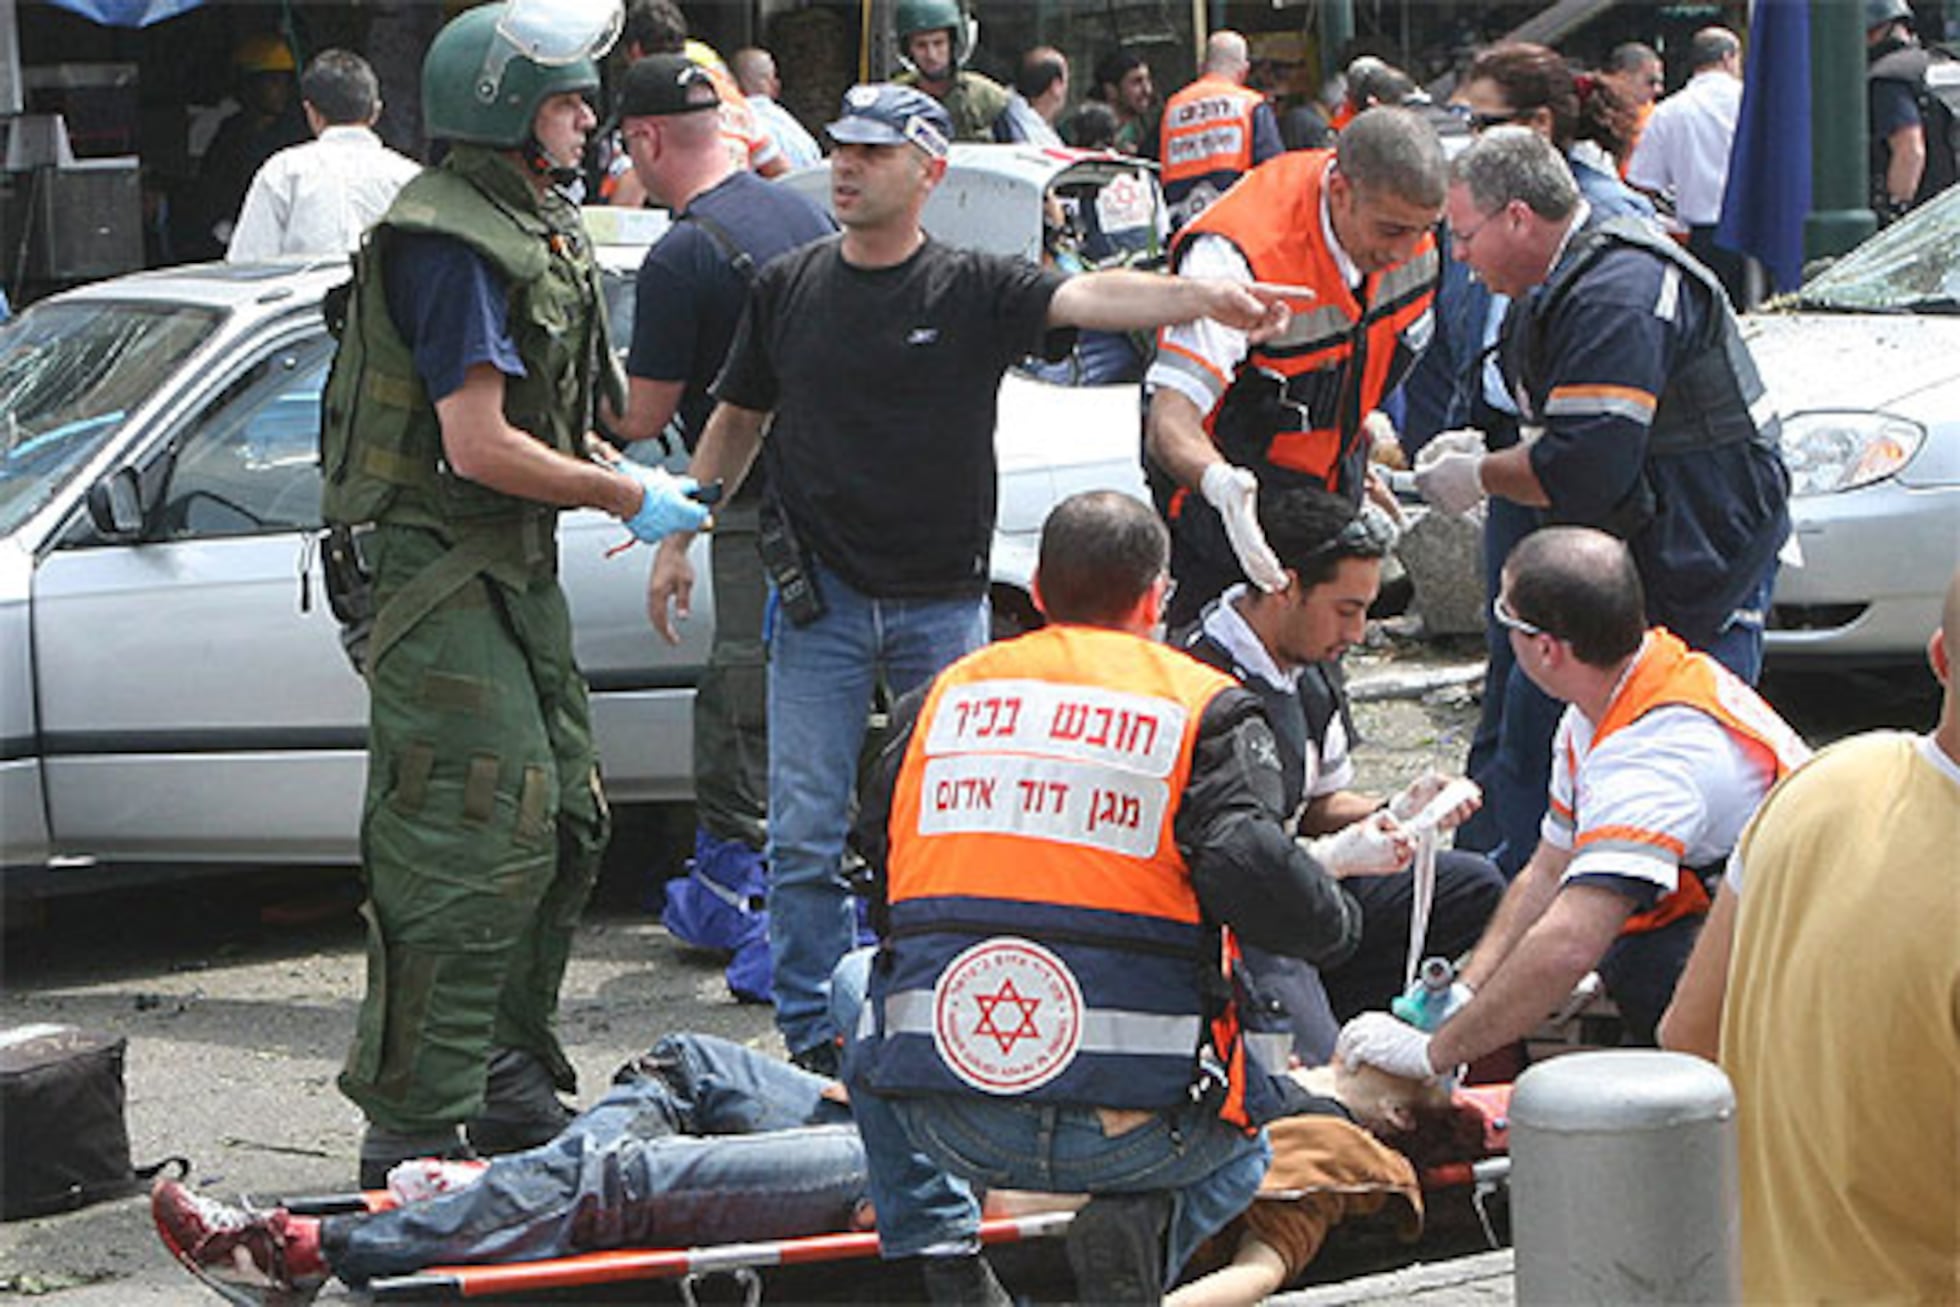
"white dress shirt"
226,124,422,263
1626,71,1742,228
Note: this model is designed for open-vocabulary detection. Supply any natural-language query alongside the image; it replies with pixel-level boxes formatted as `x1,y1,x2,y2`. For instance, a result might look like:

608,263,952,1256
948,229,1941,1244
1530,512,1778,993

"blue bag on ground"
661,831,767,956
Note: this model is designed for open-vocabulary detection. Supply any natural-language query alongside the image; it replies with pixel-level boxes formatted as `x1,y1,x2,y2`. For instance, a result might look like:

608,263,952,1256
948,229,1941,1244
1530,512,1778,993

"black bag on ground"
1,1025,147,1219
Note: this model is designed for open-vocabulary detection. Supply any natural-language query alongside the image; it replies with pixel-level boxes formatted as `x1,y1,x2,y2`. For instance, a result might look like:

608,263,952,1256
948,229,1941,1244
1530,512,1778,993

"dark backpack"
0,1026,182,1219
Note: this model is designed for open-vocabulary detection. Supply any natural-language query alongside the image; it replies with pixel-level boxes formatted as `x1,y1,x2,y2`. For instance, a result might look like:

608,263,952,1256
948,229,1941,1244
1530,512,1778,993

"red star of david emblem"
970,979,1043,1054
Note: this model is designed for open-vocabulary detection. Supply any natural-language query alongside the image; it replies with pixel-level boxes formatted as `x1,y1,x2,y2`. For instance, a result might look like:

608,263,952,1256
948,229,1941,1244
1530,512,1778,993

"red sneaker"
151,1178,327,1305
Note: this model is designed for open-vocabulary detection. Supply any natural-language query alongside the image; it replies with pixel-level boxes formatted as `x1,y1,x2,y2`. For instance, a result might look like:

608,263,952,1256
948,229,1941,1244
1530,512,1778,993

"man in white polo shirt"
1626,26,1746,303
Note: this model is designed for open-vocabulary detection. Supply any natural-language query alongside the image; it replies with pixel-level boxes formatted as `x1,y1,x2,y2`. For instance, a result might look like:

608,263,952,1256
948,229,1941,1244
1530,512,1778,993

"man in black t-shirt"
606,56,836,961
647,82,1294,1083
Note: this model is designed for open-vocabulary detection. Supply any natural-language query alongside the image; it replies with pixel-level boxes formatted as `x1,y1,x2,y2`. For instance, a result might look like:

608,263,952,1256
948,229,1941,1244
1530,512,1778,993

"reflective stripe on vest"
1523,216,1776,461
1161,79,1263,227
1169,151,1438,496
1572,628,1810,934
863,627,1250,1118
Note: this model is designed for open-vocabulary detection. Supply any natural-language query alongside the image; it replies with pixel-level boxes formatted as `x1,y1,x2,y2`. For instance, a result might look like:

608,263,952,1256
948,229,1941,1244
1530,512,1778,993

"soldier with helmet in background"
892,0,1011,141
183,33,309,260
315,0,711,1188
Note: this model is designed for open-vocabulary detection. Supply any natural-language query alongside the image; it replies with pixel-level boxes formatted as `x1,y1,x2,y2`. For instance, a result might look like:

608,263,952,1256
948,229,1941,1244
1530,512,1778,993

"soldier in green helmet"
317,0,712,1188
892,0,1011,142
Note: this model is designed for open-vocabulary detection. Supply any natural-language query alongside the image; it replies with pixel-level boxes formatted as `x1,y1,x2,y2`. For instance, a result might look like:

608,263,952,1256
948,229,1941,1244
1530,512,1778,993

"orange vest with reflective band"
868,625,1259,1128
1166,151,1437,498
1571,629,1809,934
1160,77,1263,224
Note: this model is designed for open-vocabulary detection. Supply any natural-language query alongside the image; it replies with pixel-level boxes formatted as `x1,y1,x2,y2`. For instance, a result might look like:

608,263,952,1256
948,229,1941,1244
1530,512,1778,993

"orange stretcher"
361,1212,1075,1301
273,1084,1515,1302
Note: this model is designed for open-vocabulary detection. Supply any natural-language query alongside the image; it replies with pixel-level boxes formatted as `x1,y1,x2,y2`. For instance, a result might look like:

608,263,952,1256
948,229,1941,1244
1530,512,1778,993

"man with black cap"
648,82,1298,1085
605,54,836,979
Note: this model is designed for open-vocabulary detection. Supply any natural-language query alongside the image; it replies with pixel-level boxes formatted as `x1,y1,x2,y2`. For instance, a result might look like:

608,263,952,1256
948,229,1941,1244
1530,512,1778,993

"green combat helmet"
422,0,623,148
895,0,975,69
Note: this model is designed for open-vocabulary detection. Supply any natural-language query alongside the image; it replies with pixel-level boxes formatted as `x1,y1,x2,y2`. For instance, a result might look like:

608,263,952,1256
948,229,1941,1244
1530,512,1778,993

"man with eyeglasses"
1336,526,1808,1084
1175,487,1502,1053
1145,105,1448,628
1415,125,1790,881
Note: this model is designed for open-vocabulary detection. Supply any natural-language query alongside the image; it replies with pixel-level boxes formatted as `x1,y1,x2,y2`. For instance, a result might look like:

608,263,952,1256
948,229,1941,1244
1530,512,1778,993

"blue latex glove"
620,462,710,542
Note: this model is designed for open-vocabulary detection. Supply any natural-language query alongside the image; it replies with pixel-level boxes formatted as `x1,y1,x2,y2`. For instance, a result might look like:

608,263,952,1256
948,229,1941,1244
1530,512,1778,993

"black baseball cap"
615,53,720,120
827,82,952,157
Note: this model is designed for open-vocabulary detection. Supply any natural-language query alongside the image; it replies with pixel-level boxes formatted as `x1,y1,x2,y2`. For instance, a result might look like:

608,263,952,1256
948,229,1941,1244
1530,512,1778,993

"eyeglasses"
1449,209,1501,248
1491,593,1548,638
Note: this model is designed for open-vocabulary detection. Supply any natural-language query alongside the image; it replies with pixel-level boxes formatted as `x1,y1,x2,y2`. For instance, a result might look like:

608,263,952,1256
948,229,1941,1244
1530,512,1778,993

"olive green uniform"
895,68,1010,141
320,145,620,1134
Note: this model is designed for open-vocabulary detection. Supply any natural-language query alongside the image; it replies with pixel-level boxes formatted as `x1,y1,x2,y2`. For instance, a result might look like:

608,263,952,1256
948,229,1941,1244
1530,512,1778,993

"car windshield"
1795,184,1960,313
0,300,221,537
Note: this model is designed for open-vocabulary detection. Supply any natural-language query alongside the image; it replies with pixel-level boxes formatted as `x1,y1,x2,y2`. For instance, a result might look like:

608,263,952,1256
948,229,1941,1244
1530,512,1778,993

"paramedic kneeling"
1336,527,1810,1083
845,491,1376,1306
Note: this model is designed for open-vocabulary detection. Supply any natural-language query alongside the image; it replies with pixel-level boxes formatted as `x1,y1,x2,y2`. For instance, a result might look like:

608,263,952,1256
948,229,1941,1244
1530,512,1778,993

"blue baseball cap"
827,82,952,157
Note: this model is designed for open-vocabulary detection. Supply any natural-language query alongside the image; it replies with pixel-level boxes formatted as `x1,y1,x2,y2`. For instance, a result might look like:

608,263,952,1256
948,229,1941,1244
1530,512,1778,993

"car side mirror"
84,454,168,540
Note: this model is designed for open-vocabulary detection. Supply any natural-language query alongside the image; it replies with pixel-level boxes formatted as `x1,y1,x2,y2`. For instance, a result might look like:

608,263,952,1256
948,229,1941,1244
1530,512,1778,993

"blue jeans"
835,951,1270,1283
1697,566,1775,688
328,1034,864,1284
767,562,988,1055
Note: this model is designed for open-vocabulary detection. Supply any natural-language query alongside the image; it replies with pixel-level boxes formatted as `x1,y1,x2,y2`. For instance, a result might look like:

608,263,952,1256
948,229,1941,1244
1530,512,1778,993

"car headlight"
1778,411,1924,496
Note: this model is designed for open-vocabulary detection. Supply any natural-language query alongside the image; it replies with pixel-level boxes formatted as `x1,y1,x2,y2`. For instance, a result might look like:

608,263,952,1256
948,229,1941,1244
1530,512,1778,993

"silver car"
0,150,1155,886
1747,185,1960,663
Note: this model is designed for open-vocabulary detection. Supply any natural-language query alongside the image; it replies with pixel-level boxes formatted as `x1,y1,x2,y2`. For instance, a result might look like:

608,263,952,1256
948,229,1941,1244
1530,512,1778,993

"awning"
44,0,204,29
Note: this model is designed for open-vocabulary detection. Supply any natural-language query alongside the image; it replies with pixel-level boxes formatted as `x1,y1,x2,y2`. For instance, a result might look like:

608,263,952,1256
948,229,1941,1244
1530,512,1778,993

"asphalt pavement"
0,652,1933,1304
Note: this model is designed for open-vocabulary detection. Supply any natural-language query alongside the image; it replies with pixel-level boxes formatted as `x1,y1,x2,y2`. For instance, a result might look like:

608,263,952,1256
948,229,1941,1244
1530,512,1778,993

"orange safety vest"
1161,151,1437,499
1160,76,1264,227
1565,629,1810,934
863,625,1260,1128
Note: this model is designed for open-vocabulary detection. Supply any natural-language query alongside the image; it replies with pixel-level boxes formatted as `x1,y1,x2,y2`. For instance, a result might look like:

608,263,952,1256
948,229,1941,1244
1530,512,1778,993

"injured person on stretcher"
152,1032,1474,1305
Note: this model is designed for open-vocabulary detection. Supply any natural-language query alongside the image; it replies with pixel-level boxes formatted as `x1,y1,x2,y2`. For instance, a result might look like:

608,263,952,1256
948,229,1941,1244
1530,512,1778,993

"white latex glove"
1388,773,1483,834
1336,1011,1440,1081
1300,810,1416,877
1199,462,1287,593
1414,428,1488,466
1414,448,1487,516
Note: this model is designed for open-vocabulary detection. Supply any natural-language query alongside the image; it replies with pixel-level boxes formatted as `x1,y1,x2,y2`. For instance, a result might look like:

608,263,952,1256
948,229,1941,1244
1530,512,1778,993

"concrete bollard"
1510,1050,1740,1304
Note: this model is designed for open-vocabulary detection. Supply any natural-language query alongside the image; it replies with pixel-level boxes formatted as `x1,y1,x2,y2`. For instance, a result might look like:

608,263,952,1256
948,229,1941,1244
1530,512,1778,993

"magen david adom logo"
932,938,1083,1094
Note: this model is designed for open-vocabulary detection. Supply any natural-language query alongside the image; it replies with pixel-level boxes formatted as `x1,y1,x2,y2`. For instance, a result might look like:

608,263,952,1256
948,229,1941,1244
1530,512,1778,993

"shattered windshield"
1797,184,1960,312
0,300,221,537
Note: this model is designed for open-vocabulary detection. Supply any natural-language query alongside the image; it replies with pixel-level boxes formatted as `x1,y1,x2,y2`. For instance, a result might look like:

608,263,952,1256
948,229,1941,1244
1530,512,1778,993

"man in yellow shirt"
1662,565,1960,1303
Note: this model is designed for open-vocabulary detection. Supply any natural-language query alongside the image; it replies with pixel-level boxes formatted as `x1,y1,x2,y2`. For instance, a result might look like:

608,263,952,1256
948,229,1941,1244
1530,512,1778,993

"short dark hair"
1016,48,1066,101
301,49,380,126
1345,59,1416,113
1036,492,1168,626
1094,47,1147,97
1689,27,1741,70
1337,106,1448,209
1066,100,1118,148
1604,42,1660,75
1259,487,1389,592
1502,526,1646,667
625,0,687,56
